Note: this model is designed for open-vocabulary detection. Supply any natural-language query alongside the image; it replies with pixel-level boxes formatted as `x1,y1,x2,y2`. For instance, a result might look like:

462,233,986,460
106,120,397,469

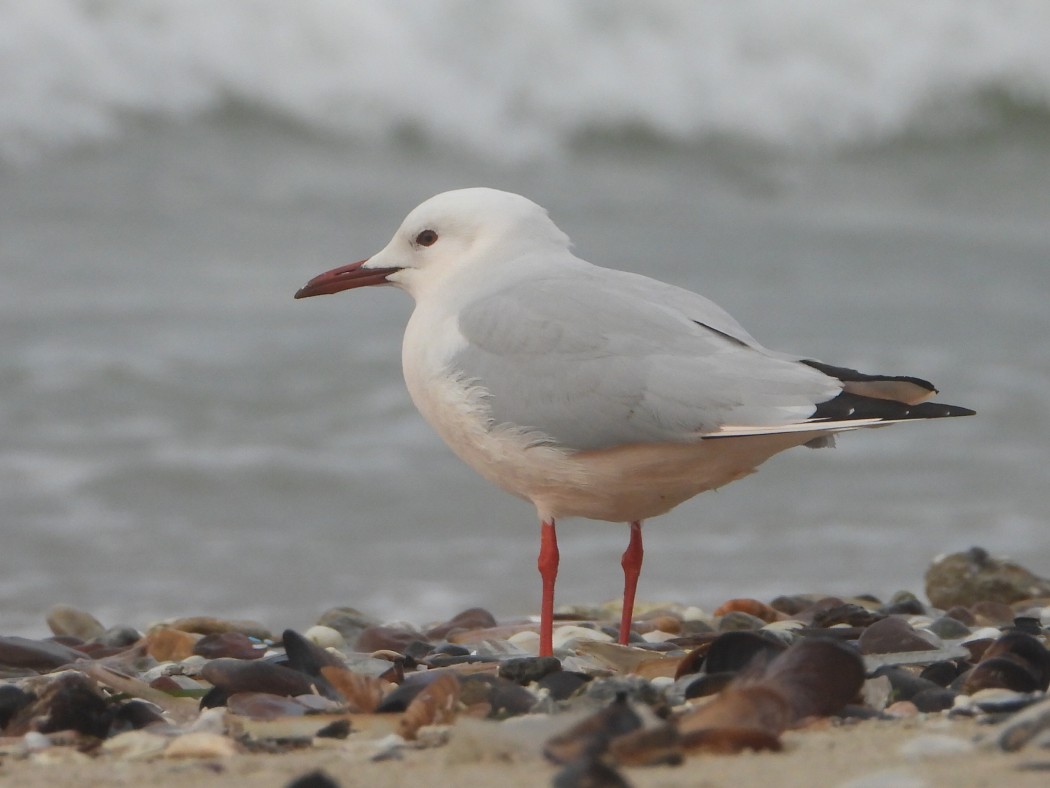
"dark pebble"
424,607,498,640
110,699,167,733
683,672,735,699
0,636,89,672
538,671,591,700
0,684,35,729
31,673,112,738
961,658,1044,695
1011,617,1044,636
926,616,973,640
920,660,968,687
282,629,344,679
194,631,264,660
431,643,471,657
200,658,318,700
499,656,562,685
375,671,446,713
286,769,343,788
459,674,536,717
857,617,936,654
703,630,787,675
911,687,958,713
980,632,1050,690
552,756,631,788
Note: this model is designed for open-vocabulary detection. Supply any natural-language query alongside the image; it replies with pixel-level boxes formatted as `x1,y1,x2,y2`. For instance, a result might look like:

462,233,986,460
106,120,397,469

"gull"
294,187,974,657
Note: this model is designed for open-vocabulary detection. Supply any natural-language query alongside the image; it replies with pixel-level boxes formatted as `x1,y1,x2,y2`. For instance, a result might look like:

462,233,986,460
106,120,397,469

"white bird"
295,187,973,657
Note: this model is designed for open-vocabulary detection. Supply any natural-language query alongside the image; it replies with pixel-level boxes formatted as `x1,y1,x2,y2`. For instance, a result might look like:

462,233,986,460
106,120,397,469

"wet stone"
200,658,318,700
911,687,958,713
926,616,973,640
925,547,1050,609
920,660,967,687
499,656,562,685
0,636,89,672
46,605,105,641
858,617,937,655
703,630,787,674
538,670,591,701
193,631,265,660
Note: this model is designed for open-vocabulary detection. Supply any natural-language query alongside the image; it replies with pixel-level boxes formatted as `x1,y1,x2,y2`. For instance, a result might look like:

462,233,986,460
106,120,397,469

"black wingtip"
812,392,975,423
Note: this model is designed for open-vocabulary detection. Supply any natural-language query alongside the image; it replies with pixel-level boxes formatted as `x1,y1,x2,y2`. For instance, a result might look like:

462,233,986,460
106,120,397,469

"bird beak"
294,259,401,299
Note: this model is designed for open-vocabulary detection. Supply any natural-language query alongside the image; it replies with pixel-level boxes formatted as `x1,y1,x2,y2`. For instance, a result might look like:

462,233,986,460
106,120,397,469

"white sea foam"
2,0,1049,161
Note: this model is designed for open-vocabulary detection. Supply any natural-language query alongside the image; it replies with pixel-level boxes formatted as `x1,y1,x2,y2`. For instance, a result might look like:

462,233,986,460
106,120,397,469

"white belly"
402,339,818,523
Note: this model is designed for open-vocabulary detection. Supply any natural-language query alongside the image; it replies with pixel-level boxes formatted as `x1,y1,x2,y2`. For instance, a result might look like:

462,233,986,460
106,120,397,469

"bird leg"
538,518,560,657
619,520,644,645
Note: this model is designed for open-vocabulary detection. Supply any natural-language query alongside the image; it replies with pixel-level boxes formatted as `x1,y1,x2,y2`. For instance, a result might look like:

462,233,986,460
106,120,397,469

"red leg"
619,521,644,645
537,518,559,657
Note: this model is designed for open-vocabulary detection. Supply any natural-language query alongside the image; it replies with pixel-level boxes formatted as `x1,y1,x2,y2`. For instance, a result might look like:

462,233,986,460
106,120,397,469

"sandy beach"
3,713,1050,788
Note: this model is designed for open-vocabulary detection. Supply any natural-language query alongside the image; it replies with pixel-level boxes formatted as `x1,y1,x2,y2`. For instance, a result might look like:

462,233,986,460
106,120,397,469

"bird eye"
415,229,438,247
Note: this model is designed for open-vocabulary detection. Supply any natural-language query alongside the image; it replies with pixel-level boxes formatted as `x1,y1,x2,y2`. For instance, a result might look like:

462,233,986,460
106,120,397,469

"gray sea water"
2,2,1048,637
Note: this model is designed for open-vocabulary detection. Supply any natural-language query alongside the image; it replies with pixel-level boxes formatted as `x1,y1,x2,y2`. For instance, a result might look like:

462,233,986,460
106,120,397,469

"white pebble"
900,734,974,759
551,625,613,650
304,624,347,651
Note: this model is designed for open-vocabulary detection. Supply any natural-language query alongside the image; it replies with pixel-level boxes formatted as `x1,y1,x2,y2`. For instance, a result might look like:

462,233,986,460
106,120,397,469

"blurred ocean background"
2,1,1048,637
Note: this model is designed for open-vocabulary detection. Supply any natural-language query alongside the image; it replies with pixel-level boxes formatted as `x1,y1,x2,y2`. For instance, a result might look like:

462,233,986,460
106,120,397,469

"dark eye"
415,229,438,247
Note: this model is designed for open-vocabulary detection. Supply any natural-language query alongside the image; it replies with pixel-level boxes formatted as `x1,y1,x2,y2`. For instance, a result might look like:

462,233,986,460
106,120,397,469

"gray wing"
453,267,841,451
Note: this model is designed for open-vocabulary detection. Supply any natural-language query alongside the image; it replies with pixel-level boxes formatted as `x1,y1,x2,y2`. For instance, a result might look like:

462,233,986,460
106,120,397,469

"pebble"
163,731,239,758
858,617,939,654
145,628,200,662
0,635,89,671
552,625,613,650
925,547,1050,609
304,625,347,651
3,548,1050,778
45,604,105,641
194,631,265,660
